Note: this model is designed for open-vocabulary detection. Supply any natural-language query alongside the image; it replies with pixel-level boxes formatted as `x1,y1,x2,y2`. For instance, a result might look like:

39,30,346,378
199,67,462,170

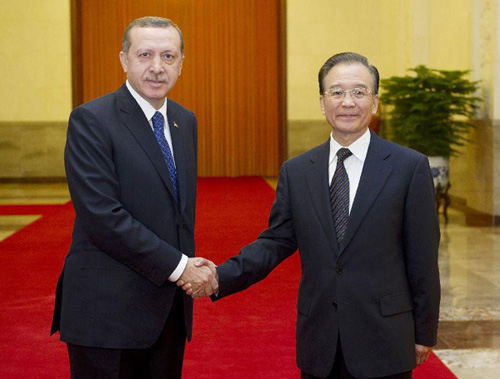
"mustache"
145,74,168,83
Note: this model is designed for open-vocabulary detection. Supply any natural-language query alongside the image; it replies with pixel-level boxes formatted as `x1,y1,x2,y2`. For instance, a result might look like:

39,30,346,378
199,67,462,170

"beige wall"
287,0,472,122
0,0,71,178
0,0,72,121
288,0,398,121
287,0,500,219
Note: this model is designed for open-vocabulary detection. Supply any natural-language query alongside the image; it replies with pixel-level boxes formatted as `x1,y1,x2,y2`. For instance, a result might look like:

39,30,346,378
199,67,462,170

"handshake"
176,257,218,298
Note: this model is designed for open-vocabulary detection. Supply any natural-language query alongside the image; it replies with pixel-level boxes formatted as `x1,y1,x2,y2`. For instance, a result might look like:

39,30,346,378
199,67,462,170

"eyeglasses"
324,87,373,101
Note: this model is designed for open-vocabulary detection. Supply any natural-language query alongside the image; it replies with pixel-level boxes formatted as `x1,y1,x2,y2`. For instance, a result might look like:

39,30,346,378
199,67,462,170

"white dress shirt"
125,81,187,282
328,129,371,213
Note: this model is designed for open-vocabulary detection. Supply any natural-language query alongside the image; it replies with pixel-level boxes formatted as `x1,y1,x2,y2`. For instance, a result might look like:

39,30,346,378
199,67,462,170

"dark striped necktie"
330,148,352,245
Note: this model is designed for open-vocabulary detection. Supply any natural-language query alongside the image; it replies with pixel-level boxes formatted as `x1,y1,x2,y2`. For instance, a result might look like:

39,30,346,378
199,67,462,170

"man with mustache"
51,16,217,378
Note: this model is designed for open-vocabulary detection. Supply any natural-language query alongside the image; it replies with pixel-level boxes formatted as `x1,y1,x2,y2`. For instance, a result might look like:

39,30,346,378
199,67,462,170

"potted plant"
380,65,482,190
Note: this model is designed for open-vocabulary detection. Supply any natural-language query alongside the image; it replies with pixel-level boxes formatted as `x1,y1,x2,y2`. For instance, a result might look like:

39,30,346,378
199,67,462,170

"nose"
341,92,356,106
150,56,163,72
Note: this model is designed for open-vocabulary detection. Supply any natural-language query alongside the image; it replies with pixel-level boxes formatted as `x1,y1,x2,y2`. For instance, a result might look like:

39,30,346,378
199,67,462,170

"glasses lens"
328,88,344,98
352,88,369,99
325,87,371,101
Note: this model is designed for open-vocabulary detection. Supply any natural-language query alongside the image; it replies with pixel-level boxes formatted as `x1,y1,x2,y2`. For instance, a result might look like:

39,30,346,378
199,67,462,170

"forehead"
128,26,181,51
325,63,373,87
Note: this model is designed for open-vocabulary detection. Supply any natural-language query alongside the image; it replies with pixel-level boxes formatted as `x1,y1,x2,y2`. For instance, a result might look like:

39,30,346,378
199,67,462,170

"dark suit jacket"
215,132,440,378
51,84,198,349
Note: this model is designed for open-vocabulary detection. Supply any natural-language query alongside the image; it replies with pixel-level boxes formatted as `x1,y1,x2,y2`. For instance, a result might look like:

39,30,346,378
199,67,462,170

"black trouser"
301,337,412,379
67,289,186,379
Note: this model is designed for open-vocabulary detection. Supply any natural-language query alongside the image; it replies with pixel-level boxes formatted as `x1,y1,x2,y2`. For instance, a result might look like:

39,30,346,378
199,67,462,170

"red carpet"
0,177,456,378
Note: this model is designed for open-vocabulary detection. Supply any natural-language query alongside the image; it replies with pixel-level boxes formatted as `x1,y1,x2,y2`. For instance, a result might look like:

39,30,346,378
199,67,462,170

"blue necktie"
152,111,179,201
330,148,352,245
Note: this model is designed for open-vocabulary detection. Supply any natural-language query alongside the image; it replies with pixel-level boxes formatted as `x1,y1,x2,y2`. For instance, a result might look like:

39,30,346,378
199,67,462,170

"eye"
162,53,175,62
352,88,370,98
329,88,344,97
140,52,150,58
352,88,364,97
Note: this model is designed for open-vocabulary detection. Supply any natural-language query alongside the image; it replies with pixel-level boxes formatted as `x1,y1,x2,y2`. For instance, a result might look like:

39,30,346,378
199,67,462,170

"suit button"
178,220,185,228
332,301,338,308
336,267,343,274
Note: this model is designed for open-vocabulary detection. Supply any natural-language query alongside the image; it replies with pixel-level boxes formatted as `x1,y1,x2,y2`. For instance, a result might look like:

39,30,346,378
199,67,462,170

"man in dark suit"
181,52,440,378
51,17,217,378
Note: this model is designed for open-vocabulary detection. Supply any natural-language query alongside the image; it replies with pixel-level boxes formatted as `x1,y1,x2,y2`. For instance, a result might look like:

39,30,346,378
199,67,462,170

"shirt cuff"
167,254,188,282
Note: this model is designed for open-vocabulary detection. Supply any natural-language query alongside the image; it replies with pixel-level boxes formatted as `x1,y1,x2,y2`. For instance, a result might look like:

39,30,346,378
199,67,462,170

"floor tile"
434,349,500,377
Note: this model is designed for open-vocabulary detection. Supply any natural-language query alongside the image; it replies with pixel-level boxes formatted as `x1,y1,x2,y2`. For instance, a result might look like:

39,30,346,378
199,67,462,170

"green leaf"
380,65,482,157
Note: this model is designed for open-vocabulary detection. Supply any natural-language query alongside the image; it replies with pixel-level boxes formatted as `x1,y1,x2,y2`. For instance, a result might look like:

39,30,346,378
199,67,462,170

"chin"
336,122,361,131
145,90,168,100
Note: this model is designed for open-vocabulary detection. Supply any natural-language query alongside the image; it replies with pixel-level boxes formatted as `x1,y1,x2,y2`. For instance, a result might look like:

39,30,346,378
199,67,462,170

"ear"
320,96,326,115
372,94,379,114
119,51,128,73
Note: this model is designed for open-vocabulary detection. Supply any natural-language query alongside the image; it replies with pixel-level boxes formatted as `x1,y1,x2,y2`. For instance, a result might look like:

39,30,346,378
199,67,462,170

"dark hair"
318,52,379,95
122,16,184,55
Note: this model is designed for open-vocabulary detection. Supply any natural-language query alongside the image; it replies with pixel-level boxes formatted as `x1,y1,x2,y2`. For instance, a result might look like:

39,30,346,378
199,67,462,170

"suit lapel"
167,100,187,212
305,140,340,256
339,132,392,255
116,85,179,205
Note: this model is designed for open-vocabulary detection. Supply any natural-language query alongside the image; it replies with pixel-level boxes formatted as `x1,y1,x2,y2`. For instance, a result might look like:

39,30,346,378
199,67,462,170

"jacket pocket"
380,291,414,316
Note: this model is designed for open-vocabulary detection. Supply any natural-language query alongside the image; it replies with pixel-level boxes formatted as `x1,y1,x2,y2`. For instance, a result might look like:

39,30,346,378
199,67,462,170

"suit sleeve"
404,156,441,346
65,106,183,287
215,164,298,299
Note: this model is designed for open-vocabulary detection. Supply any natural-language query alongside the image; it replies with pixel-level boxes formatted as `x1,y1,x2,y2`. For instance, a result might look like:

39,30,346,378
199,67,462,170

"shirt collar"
329,128,371,165
126,80,168,123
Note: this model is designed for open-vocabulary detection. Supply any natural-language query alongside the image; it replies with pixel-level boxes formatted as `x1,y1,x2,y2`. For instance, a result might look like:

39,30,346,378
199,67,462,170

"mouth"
145,80,167,90
145,76,168,85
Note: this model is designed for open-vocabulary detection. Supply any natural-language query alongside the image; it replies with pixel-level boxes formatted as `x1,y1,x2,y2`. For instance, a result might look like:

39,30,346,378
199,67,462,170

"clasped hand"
177,257,218,298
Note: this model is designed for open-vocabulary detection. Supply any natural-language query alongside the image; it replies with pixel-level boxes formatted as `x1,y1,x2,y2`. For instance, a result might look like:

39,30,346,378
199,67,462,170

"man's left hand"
415,344,432,366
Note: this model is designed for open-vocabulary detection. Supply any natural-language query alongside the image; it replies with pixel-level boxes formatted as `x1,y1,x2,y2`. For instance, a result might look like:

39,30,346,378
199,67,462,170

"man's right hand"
177,257,218,298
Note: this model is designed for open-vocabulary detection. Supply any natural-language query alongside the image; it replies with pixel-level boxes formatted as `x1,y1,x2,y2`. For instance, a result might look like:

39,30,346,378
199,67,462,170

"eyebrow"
136,45,179,53
328,83,369,89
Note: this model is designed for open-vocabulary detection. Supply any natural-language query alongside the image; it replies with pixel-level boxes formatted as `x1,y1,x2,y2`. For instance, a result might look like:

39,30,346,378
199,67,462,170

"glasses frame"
323,87,373,102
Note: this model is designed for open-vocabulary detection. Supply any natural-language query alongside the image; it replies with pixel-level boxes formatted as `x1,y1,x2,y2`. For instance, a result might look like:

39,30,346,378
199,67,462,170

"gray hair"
122,16,184,55
318,52,379,95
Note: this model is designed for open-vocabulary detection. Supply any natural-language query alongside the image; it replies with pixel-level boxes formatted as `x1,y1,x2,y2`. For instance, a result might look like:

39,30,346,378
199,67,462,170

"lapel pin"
174,121,179,128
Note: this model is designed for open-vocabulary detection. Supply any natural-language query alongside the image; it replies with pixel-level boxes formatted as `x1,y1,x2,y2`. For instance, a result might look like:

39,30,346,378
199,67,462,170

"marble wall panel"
450,119,495,218
0,122,66,179
287,120,331,159
494,120,500,216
